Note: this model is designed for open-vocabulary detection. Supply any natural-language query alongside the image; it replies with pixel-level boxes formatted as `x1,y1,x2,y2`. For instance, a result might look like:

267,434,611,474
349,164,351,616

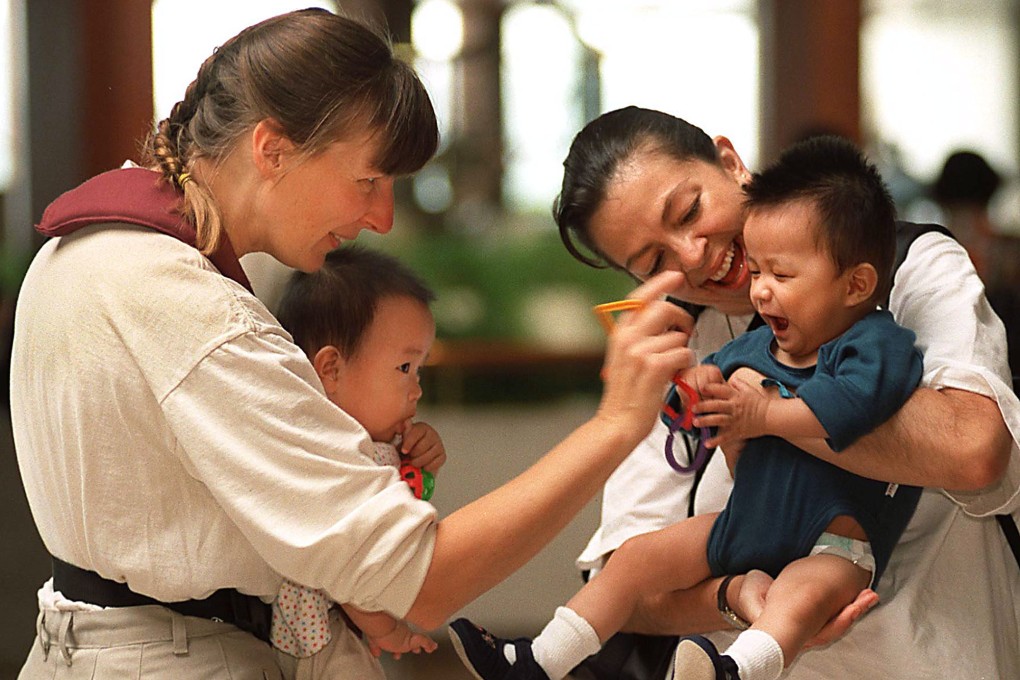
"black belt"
51,556,272,643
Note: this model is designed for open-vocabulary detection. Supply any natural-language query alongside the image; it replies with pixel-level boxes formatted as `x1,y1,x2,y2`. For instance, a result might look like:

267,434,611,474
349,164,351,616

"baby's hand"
366,623,439,660
400,420,447,474
694,368,772,449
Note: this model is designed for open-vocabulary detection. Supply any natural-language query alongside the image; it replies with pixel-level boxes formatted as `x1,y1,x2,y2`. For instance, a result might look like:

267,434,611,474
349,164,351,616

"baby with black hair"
449,136,924,680
273,245,445,679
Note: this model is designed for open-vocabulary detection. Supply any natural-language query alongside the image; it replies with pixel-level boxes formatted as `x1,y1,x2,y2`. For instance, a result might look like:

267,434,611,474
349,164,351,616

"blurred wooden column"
758,0,861,164
455,0,505,211
340,0,413,41
80,0,153,178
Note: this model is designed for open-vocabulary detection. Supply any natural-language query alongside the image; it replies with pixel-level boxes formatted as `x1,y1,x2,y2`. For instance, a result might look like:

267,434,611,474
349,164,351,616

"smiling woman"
11,9,699,680
552,105,1020,680
12,8,442,679
556,107,754,315
201,127,398,273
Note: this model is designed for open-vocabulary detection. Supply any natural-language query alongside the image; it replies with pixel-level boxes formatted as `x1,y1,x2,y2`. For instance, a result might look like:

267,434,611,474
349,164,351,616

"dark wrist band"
717,574,751,630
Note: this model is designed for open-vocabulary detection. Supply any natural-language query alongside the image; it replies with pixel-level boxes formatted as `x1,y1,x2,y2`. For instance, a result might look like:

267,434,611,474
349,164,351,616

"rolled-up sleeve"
890,232,1020,517
161,327,437,617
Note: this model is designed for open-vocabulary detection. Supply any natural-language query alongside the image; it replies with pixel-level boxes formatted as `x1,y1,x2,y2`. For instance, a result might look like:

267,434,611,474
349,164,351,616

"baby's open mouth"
763,314,789,332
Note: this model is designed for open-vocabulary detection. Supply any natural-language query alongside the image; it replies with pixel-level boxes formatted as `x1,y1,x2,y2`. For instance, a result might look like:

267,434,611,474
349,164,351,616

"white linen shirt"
578,232,1020,679
11,224,437,618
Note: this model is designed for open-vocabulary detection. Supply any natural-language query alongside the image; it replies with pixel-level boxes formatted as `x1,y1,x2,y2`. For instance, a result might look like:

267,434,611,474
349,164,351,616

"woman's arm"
405,272,697,629
871,233,1015,491
622,570,877,643
794,234,1014,491
793,387,1010,490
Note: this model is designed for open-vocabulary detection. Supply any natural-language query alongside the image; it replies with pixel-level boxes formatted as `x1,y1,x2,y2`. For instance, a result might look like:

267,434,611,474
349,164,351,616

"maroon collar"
37,167,252,292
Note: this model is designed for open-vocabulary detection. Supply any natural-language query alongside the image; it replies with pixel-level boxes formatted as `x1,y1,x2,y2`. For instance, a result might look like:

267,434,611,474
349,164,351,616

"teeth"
709,245,735,282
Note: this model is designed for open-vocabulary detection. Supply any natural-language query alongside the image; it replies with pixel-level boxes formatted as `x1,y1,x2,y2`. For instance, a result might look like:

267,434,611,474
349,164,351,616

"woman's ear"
713,135,753,186
312,345,344,397
845,263,878,306
251,119,295,178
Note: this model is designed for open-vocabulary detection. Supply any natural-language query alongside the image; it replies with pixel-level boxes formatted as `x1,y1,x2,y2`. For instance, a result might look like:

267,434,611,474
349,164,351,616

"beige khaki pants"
275,608,385,680
19,604,283,679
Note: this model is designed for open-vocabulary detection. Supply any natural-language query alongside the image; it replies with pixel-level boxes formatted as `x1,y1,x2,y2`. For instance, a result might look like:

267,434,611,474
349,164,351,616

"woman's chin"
700,281,753,314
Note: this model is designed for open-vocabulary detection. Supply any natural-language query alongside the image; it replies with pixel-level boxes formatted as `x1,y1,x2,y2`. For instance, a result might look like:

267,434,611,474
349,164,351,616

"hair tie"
177,172,194,188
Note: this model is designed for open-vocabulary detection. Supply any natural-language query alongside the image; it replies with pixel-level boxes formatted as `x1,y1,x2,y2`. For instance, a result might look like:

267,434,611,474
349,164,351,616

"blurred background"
1,0,1019,677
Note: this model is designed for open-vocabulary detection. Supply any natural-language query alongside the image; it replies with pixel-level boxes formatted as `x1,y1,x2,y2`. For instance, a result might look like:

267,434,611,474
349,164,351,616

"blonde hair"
143,8,438,255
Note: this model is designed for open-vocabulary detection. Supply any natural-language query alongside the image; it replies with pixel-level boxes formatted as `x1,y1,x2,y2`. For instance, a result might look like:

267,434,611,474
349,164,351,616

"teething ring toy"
661,378,712,474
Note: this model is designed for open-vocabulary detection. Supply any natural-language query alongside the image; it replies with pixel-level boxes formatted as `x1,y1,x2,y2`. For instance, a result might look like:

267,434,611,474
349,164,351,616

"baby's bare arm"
696,367,828,448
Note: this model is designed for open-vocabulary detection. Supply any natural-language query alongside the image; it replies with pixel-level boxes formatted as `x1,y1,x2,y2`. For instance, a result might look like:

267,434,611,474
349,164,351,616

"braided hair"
143,8,438,255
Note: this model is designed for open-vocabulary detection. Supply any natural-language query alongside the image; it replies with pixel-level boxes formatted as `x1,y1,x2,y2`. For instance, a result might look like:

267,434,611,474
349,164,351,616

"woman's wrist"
588,410,649,460
716,574,752,630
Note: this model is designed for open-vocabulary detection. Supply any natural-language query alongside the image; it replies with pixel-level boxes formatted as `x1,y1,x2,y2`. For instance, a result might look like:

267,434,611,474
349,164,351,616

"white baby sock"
724,629,785,680
526,606,603,680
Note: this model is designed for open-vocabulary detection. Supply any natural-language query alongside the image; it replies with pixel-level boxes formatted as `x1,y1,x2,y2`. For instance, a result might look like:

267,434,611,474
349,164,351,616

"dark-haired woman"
11,14,693,678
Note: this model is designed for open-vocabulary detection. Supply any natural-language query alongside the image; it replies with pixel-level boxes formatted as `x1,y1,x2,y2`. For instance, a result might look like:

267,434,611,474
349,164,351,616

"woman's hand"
596,272,697,440
729,569,772,624
805,588,879,648
730,570,879,647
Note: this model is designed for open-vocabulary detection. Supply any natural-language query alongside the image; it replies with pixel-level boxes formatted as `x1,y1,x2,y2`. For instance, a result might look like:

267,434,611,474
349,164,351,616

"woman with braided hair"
11,9,694,679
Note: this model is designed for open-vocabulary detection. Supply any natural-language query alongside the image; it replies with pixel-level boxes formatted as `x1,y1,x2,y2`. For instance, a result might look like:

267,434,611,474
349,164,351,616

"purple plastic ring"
664,416,712,474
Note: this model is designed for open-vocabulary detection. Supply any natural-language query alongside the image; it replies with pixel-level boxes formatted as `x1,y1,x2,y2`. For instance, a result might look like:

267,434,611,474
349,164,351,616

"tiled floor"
381,638,478,679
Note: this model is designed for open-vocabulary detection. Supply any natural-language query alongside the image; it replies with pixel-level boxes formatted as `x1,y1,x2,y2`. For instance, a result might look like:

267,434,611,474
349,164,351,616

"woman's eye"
681,195,701,224
647,252,664,278
398,362,411,374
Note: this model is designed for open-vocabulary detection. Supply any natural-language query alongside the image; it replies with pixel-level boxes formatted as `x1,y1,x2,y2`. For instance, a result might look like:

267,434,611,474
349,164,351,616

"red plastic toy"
400,462,435,501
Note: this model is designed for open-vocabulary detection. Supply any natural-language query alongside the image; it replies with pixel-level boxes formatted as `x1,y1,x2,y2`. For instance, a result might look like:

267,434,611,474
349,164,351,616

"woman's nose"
672,232,708,274
365,178,395,234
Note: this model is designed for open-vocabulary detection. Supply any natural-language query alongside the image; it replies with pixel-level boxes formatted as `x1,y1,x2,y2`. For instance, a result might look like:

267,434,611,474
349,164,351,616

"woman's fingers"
627,270,686,303
806,589,879,648
617,271,694,337
597,272,696,435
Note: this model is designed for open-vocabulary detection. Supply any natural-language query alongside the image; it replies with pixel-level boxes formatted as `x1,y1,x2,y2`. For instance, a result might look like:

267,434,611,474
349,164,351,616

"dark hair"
143,8,438,255
553,107,719,269
744,135,897,303
276,245,436,359
933,150,1001,207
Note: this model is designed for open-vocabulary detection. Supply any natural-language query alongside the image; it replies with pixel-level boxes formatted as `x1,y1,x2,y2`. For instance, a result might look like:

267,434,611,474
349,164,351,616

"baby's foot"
448,618,549,680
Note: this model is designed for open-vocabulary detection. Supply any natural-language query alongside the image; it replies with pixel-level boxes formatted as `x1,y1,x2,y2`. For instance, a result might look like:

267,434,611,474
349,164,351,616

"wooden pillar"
455,0,504,210
382,0,414,42
758,0,861,164
80,0,154,178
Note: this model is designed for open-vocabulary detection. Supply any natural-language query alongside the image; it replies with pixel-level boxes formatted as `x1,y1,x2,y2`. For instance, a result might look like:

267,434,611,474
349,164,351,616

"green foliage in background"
360,227,632,342
0,246,31,296
359,225,633,403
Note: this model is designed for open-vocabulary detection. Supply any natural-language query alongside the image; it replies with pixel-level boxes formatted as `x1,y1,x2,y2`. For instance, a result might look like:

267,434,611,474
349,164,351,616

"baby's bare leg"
751,548,872,665
567,512,718,641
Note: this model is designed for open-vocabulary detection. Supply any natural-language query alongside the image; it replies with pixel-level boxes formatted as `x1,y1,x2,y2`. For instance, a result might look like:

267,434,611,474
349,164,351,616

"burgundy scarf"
36,167,252,292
